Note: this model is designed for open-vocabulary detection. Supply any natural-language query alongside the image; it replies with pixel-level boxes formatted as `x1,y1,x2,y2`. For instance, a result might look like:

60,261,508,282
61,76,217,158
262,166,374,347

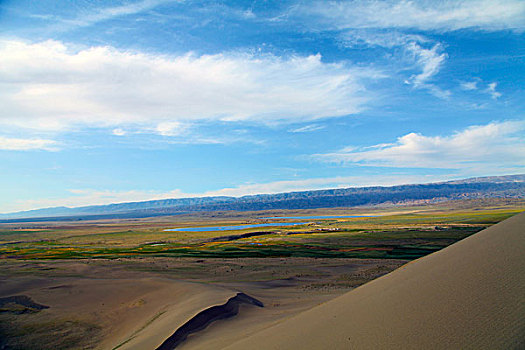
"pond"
164,222,307,232
260,215,376,220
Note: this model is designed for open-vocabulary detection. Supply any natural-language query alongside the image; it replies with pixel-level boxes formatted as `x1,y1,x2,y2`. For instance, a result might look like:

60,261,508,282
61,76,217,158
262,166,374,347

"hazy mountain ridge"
2,175,524,221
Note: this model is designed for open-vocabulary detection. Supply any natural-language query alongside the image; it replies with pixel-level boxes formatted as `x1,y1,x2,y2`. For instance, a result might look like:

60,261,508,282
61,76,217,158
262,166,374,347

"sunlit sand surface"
225,212,525,349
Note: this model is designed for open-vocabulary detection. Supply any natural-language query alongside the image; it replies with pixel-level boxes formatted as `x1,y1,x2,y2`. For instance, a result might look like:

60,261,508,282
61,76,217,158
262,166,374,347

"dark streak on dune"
156,293,263,350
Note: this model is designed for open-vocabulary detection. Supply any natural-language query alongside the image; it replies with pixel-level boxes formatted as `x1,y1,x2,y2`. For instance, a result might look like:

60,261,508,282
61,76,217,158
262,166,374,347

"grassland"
1,199,523,260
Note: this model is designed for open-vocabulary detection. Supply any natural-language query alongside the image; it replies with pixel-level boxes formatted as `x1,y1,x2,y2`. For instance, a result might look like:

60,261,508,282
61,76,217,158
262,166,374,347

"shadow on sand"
156,293,263,350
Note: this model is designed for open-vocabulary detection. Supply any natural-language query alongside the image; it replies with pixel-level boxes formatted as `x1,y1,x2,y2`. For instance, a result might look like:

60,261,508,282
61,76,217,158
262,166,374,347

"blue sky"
0,0,524,212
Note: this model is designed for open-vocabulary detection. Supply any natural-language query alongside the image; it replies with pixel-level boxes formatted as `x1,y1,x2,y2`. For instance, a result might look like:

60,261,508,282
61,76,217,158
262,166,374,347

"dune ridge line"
156,292,263,350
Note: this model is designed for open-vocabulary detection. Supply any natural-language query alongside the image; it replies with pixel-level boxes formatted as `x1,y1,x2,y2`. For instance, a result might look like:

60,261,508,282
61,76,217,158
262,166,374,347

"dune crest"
156,293,263,350
225,212,525,349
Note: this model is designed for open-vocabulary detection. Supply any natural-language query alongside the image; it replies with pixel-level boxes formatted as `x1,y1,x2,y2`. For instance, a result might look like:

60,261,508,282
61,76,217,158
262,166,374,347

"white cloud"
155,121,188,136
112,128,127,136
316,121,525,171
0,136,58,151
0,39,376,134
302,0,525,32
485,82,502,99
460,81,478,91
406,42,447,87
460,80,502,100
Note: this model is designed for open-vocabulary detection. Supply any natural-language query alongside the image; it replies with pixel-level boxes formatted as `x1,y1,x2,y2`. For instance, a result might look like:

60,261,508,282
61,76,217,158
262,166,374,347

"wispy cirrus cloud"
339,29,427,49
289,124,326,133
295,0,522,101
405,42,446,87
0,39,378,136
404,41,449,98
316,121,525,172
299,0,525,32
341,30,450,98
37,0,176,30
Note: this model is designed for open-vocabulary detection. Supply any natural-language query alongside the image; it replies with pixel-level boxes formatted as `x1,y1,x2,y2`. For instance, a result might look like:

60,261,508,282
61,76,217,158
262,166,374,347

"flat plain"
1,199,524,349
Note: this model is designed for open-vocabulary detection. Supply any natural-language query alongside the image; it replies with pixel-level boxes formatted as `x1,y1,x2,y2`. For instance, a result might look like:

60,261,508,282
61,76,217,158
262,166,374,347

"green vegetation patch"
0,205,521,260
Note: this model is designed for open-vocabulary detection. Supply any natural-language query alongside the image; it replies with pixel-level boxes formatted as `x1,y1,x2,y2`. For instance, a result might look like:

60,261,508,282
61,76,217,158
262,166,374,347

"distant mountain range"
2,174,524,222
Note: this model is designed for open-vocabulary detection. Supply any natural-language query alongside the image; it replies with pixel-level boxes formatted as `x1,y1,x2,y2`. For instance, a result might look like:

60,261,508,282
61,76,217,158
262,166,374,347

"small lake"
260,215,376,220
164,222,307,232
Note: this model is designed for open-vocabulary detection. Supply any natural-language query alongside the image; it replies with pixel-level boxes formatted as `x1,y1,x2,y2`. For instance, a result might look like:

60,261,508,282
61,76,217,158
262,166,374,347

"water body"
164,222,306,232
260,215,376,220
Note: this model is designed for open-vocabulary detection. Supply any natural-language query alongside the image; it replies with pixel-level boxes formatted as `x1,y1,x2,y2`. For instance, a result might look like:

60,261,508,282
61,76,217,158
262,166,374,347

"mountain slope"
2,174,524,220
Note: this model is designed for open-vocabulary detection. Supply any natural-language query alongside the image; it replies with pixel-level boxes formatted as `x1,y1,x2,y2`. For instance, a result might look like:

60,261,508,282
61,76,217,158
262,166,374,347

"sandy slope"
224,212,525,350
106,281,235,350
0,275,235,350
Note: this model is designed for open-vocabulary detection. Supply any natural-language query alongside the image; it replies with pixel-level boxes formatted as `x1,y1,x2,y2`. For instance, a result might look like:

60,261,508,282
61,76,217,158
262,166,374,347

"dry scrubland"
0,199,524,349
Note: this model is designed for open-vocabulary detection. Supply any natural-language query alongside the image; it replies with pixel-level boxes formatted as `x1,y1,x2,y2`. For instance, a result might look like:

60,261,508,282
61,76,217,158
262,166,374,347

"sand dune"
156,293,263,350
0,276,237,350
109,281,236,350
224,212,525,349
